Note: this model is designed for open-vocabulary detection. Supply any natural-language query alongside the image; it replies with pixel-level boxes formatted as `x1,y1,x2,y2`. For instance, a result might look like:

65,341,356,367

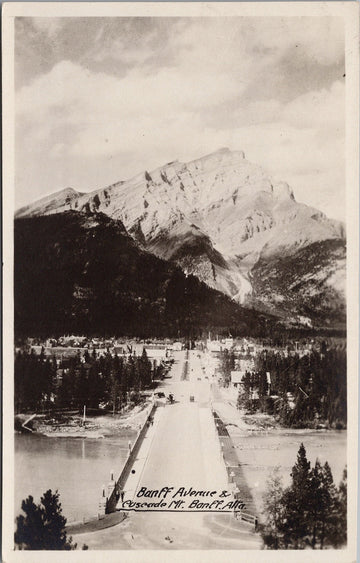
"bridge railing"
235,510,257,525
105,403,157,514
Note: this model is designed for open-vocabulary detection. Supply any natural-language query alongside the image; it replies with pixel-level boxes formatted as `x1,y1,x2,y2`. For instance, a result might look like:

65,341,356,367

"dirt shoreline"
16,401,152,438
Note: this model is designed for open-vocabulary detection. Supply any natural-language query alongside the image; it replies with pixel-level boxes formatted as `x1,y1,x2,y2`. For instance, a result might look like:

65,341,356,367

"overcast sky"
15,16,345,220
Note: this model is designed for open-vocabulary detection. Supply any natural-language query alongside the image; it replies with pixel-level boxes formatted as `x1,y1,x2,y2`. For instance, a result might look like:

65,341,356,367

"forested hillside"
15,212,275,338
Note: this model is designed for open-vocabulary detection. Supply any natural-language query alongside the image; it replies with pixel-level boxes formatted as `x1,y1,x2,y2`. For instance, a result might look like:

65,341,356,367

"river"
15,431,136,523
230,428,347,514
15,425,346,525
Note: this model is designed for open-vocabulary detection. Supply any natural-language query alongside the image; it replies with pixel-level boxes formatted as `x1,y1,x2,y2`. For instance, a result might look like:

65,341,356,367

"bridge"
81,349,262,549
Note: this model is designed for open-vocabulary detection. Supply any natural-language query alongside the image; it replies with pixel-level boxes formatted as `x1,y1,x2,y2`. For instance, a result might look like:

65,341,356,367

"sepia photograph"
2,2,359,562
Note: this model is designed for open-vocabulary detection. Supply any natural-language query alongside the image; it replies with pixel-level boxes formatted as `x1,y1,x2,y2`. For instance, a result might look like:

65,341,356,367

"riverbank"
213,384,341,432
15,401,152,438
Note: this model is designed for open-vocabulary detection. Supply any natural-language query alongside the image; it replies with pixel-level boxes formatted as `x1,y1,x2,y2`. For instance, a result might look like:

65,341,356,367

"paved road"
135,350,226,493
76,349,262,549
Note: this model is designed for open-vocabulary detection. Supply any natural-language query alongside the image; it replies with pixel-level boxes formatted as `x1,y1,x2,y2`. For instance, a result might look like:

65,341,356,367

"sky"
15,16,345,221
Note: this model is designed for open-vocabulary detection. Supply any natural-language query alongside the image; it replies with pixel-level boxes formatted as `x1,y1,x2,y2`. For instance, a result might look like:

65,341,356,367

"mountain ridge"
15,149,345,326
14,211,278,338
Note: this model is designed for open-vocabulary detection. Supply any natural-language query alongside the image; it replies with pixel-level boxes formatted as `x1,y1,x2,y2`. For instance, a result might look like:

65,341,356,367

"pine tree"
58,365,76,408
139,348,152,388
308,459,336,548
282,443,312,548
127,355,136,390
261,467,286,549
258,371,268,398
236,371,252,411
221,349,232,387
76,363,88,409
316,461,338,548
15,490,76,550
335,467,347,546
262,443,347,550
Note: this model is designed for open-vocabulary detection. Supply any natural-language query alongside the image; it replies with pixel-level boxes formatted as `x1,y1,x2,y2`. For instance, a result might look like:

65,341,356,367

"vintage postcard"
2,2,359,562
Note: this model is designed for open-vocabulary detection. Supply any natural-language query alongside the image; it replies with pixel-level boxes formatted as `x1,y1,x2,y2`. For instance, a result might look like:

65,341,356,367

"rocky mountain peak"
272,181,295,201
15,187,84,219
15,149,345,322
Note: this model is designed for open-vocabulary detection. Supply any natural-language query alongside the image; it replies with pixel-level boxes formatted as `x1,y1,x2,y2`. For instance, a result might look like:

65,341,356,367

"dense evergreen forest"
261,444,347,549
221,345,346,428
14,212,276,339
14,347,164,414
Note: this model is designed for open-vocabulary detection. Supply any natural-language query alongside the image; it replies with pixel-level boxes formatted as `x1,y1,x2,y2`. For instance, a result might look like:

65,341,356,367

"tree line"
15,348,167,414
233,346,346,428
261,444,347,549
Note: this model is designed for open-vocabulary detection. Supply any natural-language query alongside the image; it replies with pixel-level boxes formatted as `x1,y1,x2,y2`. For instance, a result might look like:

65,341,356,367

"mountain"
16,148,346,327
14,211,276,338
16,187,85,218
249,239,346,328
